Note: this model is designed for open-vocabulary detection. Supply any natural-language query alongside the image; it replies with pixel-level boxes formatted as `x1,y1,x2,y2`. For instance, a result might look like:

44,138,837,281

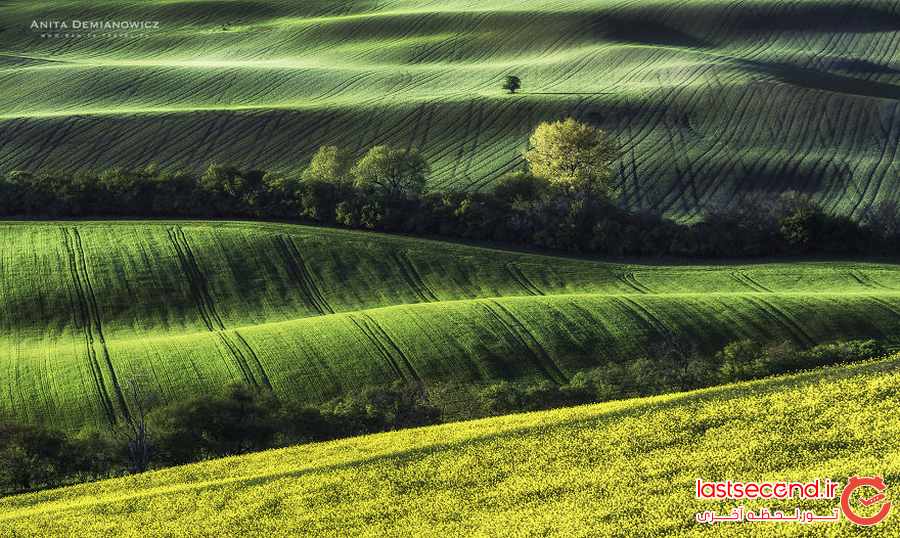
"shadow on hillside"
738,57,900,101
593,2,900,50
826,58,900,76
630,2,900,36
587,13,711,49
724,2,900,35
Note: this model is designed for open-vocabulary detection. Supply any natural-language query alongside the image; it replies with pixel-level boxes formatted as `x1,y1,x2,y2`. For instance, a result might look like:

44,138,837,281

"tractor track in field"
360,313,423,387
168,227,270,385
614,296,672,341
274,235,334,315
347,313,420,385
216,331,272,389
234,331,272,389
393,251,439,302
731,271,772,293
505,263,544,296
866,295,900,321
744,295,815,347
619,273,653,294
848,270,895,291
61,227,130,424
217,332,256,387
167,227,225,331
481,299,567,384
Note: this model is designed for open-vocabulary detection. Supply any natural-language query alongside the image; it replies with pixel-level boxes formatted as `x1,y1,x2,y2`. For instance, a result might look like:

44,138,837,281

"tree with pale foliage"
525,118,619,198
302,145,352,184
351,145,430,198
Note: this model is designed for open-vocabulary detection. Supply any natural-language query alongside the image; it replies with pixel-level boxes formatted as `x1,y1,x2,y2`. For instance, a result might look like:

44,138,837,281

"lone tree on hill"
502,75,521,94
525,117,619,199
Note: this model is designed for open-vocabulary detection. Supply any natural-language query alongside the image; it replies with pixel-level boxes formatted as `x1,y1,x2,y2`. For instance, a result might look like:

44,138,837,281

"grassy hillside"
1,220,899,429
1,354,897,536
1,0,899,218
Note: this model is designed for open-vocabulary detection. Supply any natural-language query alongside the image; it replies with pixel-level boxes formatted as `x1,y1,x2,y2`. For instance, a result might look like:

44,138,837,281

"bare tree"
114,379,158,473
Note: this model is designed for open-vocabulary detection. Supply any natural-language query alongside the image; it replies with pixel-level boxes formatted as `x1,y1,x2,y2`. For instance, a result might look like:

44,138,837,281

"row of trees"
0,337,885,496
0,383,438,495
479,339,885,415
1,118,898,257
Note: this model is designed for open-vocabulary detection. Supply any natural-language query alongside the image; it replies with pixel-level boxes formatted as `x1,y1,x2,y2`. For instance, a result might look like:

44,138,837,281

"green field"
1,220,898,430
1,0,899,218
1,354,897,535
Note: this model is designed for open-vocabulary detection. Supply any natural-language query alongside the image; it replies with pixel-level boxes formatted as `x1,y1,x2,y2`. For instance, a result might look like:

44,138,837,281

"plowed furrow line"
347,314,407,382
61,228,116,425
505,263,543,296
483,300,566,384
167,227,225,331
393,251,438,302
276,235,333,315
218,332,256,386
234,331,272,389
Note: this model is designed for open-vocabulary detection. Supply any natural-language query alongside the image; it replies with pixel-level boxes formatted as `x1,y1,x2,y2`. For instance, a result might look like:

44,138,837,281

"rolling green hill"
1,220,899,429
1,0,899,218
1,354,897,536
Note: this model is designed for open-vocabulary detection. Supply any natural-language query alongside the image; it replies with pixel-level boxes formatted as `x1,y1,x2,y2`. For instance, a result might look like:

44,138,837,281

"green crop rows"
1,0,898,217
1,221,899,429
2,354,898,535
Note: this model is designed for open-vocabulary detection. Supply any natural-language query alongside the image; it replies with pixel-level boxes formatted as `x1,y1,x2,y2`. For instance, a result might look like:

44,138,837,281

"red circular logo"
841,476,891,526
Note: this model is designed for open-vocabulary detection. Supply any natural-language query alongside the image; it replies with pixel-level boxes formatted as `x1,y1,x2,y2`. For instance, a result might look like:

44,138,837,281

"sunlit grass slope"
1,220,900,430
1,355,898,536
1,0,899,218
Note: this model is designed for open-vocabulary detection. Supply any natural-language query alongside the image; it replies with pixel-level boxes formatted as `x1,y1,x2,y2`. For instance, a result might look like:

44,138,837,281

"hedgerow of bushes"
0,338,885,496
2,161,899,257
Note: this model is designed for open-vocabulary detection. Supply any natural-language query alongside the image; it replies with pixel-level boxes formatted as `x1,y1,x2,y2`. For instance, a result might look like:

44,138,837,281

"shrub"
478,382,526,415
0,423,78,493
150,385,280,465
717,340,769,381
798,339,884,369
323,383,441,436
275,403,332,443
492,172,549,204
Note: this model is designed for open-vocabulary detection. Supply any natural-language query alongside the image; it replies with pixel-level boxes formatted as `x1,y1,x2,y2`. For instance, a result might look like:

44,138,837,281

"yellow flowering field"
1,354,897,536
